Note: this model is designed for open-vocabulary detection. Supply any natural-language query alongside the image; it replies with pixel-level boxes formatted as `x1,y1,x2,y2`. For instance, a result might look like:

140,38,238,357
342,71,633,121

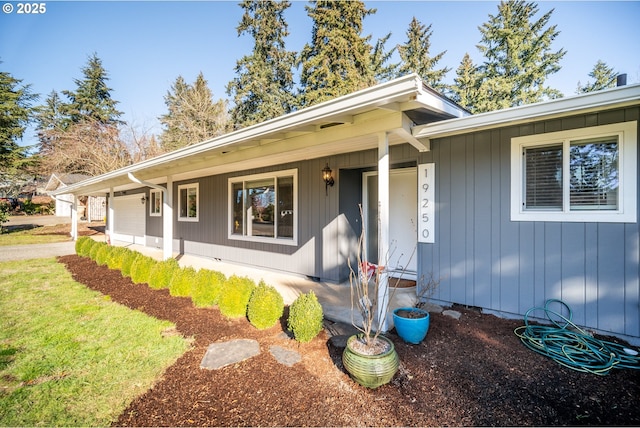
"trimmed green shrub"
120,250,140,278
106,247,130,271
75,236,93,256
247,281,284,330
168,266,197,297
89,241,107,261
148,258,180,290
95,244,111,266
191,269,226,307
218,275,256,319
288,291,324,343
130,255,156,285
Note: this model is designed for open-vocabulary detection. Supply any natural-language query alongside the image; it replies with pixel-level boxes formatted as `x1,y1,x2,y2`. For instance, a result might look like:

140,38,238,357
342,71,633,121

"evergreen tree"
370,32,399,83
397,17,450,92
0,67,38,183
160,73,230,151
449,53,480,111
227,0,297,129
298,0,377,107
474,0,565,112
61,53,123,125
576,60,618,93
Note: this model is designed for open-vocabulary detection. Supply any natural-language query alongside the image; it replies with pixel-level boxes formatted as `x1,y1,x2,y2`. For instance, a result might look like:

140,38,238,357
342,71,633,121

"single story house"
52,74,640,343
45,173,106,221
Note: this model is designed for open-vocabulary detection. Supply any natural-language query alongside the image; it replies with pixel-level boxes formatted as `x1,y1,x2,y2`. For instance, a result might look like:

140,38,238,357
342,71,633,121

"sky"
1,0,639,149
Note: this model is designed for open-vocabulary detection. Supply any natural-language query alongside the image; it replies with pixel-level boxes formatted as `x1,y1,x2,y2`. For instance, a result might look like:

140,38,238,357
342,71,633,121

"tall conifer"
299,0,377,107
474,0,565,112
397,17,450,92
227,0,297,128
576,60,618,94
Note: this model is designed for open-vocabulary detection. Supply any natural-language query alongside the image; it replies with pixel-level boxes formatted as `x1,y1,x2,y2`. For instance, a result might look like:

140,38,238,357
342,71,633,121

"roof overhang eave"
413,84,640,141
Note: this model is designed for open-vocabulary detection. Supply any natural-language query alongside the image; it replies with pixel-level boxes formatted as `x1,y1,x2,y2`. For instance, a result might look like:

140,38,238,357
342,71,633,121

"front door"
363,167,417,278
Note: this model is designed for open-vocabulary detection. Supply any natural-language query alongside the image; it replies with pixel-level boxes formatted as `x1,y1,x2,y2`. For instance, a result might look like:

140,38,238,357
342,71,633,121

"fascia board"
413,84,640,140
53,75,426,196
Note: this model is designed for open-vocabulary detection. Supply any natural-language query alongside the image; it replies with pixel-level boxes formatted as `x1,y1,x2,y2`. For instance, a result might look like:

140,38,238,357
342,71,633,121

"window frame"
177,183,199,222
149,189,162,217
228,169,298,246
510,121,637,223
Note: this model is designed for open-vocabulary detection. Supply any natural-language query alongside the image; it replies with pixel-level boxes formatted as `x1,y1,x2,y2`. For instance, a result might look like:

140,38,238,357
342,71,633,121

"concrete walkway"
0,242,76,262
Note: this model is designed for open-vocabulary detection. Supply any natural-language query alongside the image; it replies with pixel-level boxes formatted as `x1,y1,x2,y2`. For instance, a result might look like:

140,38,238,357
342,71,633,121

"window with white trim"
229,169,297,245
178,183,199,221
150,190,162,217
511,121,637,222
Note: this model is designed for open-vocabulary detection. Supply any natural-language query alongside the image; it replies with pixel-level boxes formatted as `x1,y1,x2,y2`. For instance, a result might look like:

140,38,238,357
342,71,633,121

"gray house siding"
417,107,640,338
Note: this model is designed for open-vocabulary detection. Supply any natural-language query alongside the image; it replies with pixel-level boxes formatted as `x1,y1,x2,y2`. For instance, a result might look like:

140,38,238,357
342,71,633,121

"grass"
0,225,71,246
0,258,191,426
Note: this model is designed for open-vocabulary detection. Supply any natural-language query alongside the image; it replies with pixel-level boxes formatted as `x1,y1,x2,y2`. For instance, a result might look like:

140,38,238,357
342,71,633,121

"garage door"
112,194,146,244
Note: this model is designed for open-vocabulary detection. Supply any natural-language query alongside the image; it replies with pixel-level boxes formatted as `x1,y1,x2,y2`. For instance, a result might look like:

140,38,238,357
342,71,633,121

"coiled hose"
514,299,640,375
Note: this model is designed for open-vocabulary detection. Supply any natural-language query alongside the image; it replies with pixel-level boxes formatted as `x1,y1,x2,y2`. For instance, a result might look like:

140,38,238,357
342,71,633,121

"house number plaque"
418,163,435,244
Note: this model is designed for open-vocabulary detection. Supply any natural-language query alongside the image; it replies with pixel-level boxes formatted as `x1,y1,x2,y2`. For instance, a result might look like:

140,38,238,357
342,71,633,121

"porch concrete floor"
108,240,418,330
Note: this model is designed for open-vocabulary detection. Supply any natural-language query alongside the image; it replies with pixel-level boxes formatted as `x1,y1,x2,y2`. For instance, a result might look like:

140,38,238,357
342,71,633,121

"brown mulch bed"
58,254,640,427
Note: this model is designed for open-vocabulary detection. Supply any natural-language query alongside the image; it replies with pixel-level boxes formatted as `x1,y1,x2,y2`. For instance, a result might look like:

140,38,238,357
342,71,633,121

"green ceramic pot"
342,334,399,389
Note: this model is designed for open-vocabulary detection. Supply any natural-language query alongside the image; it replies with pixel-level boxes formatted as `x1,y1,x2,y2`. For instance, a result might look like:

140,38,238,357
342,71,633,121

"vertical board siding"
418,107,639,339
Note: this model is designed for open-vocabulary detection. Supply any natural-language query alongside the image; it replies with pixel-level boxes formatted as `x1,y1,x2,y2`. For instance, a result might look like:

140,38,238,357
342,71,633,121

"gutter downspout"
127,172,173,260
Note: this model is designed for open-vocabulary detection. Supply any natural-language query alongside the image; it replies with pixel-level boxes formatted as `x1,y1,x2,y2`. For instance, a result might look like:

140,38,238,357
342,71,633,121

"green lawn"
0,258,191,426
0,226,71,246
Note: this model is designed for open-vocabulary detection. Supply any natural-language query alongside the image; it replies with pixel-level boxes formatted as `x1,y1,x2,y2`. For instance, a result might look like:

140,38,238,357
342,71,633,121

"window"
511,121,637,222
178,183,199,221
150,190,162,216
229,169,297,244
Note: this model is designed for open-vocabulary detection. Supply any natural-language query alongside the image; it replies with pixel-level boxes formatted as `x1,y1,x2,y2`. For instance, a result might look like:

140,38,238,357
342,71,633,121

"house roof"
44,173,91,191
51,74,468,197
413,83,640,141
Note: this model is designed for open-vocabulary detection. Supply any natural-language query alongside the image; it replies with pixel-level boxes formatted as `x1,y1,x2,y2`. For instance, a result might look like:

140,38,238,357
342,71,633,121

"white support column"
70,195,78,241
107,188,114,244
377,132,390,332
163,176,173,260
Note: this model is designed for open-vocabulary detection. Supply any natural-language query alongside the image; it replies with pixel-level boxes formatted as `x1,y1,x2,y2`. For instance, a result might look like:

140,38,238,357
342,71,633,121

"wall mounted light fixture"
141,195,148,205
322,163,335,195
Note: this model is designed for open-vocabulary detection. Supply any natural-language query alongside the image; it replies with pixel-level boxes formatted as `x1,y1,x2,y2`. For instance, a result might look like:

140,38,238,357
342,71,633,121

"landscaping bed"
58,254,640,426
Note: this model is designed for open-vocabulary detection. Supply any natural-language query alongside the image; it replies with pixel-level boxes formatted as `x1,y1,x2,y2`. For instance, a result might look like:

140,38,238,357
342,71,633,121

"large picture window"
178,183,199,221
229,169,297,244
511,121,637,222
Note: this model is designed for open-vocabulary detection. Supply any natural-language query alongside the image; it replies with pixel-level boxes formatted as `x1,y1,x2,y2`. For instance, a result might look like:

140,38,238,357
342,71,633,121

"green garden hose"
514,299,640,375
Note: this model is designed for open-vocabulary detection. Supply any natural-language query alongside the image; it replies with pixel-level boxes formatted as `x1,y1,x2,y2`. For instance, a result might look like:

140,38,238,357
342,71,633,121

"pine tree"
449,53,479,112
0,67,38,185
61,53,123,125
397,17,450,92
160,73,230,151
474,0,565,112
370,32,399,83
576,60,618,93
299,0,377,107
227,0,297,129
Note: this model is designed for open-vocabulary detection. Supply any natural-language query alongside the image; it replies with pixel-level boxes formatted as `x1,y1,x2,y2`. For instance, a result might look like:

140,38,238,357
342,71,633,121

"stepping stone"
200,339,260,370
442,309,462,320
269,345,301,367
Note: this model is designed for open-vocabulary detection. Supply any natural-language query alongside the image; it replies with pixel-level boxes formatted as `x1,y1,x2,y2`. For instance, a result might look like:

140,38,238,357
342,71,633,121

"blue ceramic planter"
393,307,430,344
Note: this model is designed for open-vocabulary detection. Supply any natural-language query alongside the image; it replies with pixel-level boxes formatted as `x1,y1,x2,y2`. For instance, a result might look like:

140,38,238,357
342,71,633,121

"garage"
111,194,146,244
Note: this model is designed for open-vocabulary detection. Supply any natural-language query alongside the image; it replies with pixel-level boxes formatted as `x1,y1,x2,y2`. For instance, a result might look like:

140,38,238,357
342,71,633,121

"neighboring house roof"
45,173,91,192
52,74,468,197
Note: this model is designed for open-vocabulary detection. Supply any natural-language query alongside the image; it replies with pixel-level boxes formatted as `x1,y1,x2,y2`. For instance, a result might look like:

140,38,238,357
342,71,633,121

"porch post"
163,176,173,260
377,132,390,332
70,195,78,241
107,188,114,244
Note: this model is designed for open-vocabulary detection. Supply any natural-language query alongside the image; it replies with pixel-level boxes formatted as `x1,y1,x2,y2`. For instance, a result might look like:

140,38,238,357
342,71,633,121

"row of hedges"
75,237,324,342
